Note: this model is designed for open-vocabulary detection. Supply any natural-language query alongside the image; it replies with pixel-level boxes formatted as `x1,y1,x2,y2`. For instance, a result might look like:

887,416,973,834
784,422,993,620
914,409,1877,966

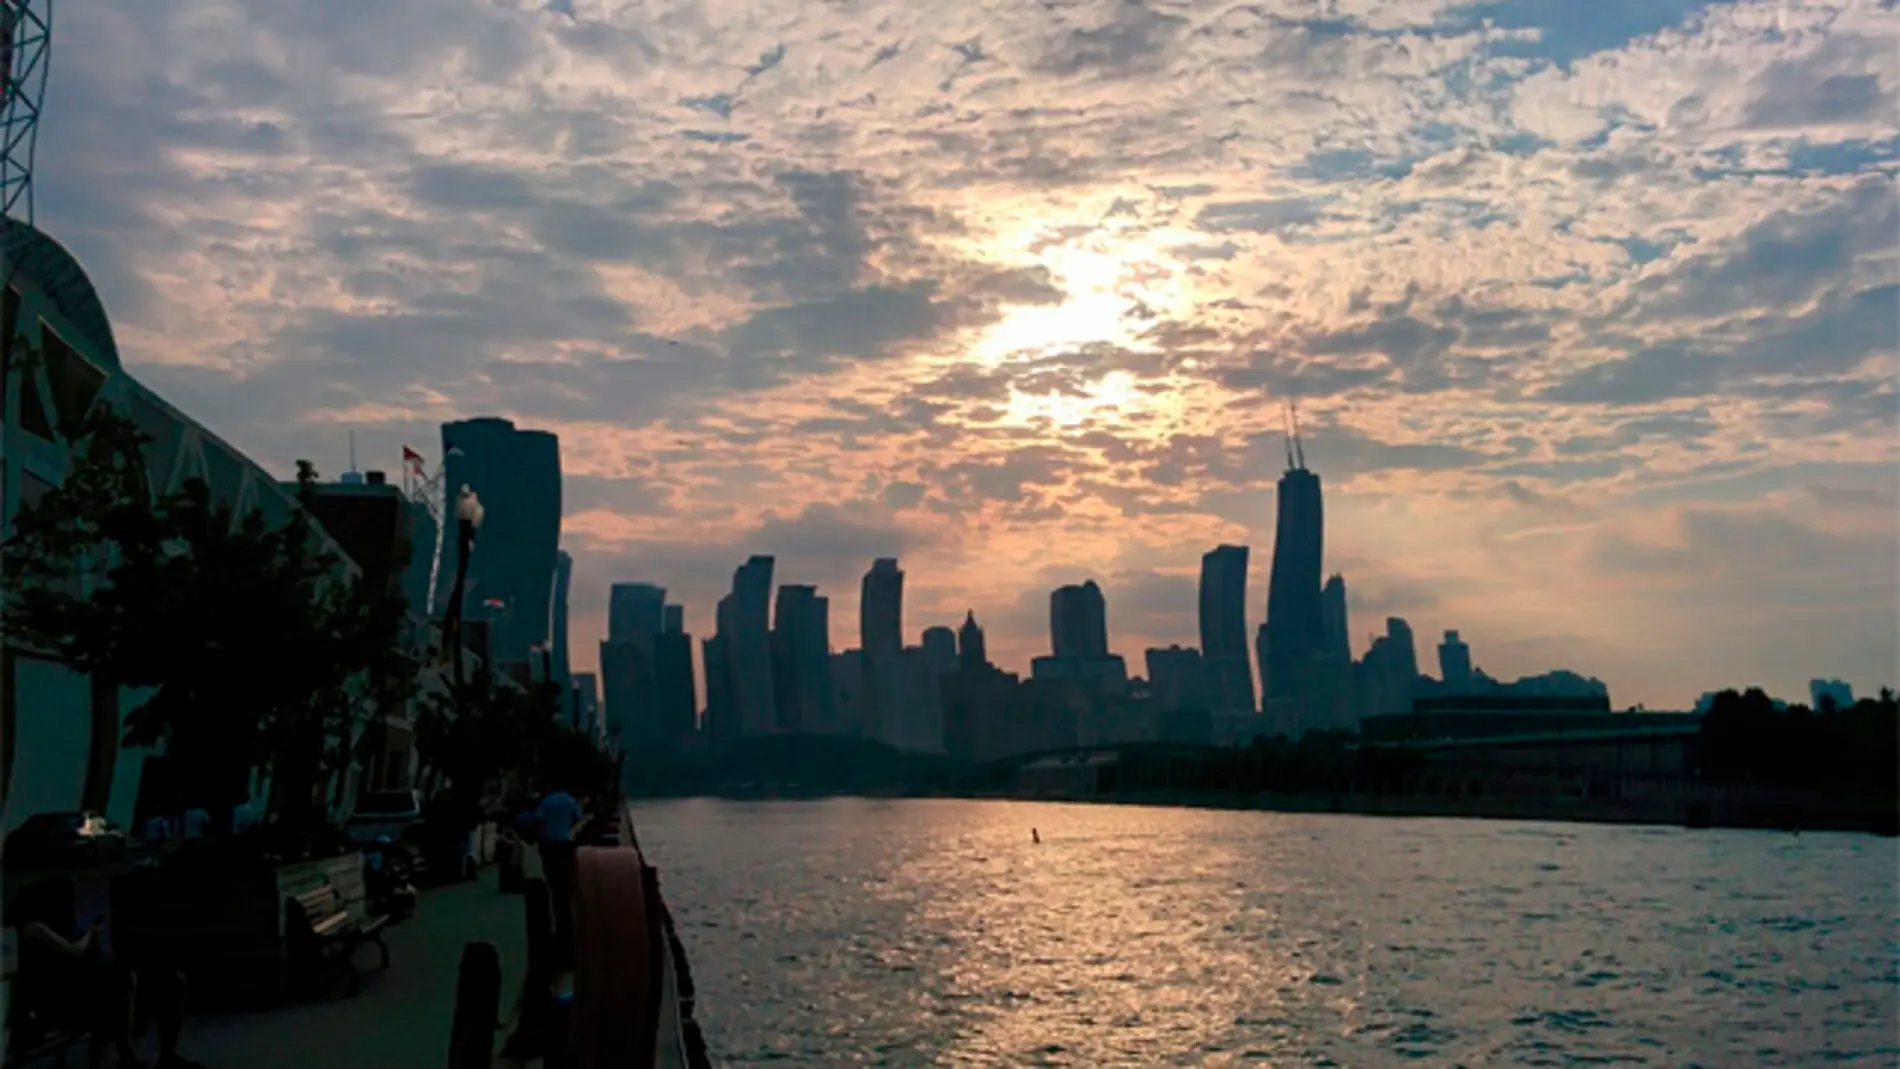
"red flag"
402,445,424,463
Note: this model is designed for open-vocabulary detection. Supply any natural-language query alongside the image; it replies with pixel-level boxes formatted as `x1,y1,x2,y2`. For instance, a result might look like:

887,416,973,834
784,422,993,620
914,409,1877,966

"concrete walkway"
180,869,530,1069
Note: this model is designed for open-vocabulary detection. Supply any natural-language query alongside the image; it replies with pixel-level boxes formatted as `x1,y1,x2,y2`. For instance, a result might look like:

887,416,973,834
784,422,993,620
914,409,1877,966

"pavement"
180,868,532,1069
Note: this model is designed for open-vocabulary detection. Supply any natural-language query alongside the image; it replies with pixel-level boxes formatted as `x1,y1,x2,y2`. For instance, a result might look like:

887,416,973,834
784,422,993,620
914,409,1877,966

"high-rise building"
609,583,667,641
653,629,698,740
1320,574,1350,663
1050,580,1109,658
436,418,562,666
957,611,988,671
860,559,905,745
920,626,958,677
662,603,684,634
1146,645,1209,713
1258,426,1326,734
1438,629,1473,689
1810,678,1855,711
772,585,835,733
726,556,778,740
550,550,573,691
898,646,946,752
1356,617,1420,720
602,582,668,757
702,595,736,746
1198,545,1255,713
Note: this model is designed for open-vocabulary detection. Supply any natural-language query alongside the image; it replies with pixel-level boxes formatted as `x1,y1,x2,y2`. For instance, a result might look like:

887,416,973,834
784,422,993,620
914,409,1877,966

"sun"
970,217,1191,366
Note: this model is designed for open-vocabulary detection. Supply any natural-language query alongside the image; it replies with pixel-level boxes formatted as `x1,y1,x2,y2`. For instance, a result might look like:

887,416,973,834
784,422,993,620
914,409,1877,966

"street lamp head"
455,485,485,527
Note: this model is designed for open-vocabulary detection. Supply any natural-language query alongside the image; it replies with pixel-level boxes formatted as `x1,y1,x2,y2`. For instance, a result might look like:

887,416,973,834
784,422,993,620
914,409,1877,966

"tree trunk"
82,672,121,814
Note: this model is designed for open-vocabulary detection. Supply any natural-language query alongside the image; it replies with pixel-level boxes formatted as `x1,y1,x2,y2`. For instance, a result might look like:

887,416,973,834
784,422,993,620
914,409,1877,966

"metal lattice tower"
404,453,449,616
0,1,52,240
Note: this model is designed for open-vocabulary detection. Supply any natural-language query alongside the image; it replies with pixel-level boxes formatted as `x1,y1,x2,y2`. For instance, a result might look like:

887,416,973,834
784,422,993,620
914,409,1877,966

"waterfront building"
435,417,562,667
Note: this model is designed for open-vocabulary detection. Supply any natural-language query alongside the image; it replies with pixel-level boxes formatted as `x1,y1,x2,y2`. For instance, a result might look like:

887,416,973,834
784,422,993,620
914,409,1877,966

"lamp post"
443,485,484,688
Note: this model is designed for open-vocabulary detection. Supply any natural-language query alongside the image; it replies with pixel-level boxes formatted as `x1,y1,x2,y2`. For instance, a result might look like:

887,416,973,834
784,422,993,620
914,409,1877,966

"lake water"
629,798,1898,1067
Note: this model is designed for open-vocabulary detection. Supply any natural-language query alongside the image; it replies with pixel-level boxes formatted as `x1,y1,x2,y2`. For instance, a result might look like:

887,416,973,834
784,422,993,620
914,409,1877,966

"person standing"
532,781,588,964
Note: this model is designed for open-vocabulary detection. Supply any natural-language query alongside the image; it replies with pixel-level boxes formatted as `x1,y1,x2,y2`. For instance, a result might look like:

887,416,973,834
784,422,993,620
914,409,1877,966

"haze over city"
41,0,1899,708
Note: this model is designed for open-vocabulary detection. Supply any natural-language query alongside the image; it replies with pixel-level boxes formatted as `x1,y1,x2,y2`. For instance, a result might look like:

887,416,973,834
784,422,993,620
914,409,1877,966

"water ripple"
632,799,1900,1068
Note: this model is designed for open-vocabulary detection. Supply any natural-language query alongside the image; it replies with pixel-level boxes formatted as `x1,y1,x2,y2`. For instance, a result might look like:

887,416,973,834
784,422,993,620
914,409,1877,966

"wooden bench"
284,886,390,998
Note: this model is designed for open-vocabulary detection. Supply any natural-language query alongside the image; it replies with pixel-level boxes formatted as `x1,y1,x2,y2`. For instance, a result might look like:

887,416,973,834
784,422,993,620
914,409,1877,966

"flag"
402,445,424,463
482,597,506,609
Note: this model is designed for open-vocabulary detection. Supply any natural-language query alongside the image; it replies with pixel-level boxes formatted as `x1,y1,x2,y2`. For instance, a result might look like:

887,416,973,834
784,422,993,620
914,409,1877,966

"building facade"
434,417,562,668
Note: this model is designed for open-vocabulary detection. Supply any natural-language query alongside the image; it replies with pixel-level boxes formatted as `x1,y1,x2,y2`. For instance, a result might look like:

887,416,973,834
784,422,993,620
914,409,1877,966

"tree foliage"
1698,686,1898,794
3,406,418,831
415,670,617,822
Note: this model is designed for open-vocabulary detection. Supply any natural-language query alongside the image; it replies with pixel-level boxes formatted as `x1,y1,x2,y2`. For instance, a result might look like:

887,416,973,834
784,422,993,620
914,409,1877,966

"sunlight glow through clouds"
38,0,1900,705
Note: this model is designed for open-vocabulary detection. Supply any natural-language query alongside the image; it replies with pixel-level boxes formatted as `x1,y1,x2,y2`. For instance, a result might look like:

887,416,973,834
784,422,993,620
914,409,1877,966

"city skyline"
39,1,1898,711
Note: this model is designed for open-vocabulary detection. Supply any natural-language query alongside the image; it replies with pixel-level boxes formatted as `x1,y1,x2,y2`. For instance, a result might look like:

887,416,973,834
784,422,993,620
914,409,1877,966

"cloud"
33,0,1900,707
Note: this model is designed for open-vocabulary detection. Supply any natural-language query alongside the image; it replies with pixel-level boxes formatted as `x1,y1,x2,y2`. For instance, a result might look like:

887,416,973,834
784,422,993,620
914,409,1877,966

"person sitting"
7,876,203,1069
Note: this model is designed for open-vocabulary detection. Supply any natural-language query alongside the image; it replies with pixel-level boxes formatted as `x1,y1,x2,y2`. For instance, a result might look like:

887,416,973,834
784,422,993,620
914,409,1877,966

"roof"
3,219,118,367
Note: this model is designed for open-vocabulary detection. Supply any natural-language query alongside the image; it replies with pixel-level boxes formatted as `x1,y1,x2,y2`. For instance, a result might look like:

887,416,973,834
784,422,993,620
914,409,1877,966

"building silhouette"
1258,424,1326,735
1050,580,1109,658
860,559,905,746
772,584,835,733
958,611,988,670
435,417,562,667
1146,645,1209,714
920,626,958,677
727,556,778,740
1438,629,1473,689
601,582,667,760
1320,574,1350,662
1199,545,1256,713
550,549,573,692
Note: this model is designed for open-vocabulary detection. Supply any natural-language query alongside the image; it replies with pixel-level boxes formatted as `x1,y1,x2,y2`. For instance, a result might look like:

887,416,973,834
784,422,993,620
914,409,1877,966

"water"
630,798,1899,1067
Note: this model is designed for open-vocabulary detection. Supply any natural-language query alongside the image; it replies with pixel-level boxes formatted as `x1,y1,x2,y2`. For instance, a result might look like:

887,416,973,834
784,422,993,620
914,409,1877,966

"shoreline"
633,786,1898,837
958,788,1900,836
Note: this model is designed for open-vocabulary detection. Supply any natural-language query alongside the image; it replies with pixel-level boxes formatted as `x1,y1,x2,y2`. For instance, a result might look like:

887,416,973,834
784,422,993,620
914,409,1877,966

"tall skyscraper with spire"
1258,405,1326,735
1198,545,1255,712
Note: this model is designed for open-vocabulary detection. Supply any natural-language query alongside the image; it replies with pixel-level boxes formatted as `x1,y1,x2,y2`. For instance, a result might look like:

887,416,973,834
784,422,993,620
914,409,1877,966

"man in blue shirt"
532,782,588,964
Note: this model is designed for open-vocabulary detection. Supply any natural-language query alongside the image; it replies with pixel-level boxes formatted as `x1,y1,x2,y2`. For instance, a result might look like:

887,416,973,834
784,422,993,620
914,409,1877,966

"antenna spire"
1290,400,1306,470
347,430,358,474
1281,402,1296,470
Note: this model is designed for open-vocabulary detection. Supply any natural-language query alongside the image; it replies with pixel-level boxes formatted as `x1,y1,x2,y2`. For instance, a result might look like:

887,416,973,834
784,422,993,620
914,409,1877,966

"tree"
4,407,413,836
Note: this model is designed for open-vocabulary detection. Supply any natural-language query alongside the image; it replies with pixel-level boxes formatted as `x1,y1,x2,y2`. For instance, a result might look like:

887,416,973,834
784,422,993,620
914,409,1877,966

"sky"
39,0,1898,710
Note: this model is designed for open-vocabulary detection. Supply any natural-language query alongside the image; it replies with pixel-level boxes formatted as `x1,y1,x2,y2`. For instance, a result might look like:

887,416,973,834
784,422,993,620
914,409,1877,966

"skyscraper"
436,417,562,666
860,559,904,745
957,610,988,670
601,582,667,760
920,626,958,677
1438,629,1473,689
662,604,684,634
1258,423,1326,734
1320,574,1350,663
702,597,736,746
728,556,778,739
772,584,835,733
550,550,573,691
1198,545,1255,713
1050,581,1109,658
609,583,666,640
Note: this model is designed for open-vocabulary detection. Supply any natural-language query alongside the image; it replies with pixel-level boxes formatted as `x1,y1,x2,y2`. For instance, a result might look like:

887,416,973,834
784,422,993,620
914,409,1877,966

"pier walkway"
182,869,529,1069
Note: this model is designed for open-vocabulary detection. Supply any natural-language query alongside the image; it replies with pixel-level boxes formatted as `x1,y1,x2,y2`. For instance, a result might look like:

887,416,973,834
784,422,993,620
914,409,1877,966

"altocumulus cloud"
33,0,1899,705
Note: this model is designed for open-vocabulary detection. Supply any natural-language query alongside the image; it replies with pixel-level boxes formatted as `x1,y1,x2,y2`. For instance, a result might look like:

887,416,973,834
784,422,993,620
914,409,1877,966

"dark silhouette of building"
435,417,562,666
1356,616,1420,720
772,584,835,733
1438,629,1472,689
551,549,573,692
1198,545,1255,713
920,626,958,677
1146,645,1209,713
702,596,736,746
957,610,988,670
653,629,697,742
1321,574,1350,662
1050,580,1109,658
601,582,667,757
860,559,904,745
1258,420,1326,734
726,556,777,739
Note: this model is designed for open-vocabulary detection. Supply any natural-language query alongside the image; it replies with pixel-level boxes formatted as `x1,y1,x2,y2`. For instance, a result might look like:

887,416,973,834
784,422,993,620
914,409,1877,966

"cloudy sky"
44,0,1898,708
